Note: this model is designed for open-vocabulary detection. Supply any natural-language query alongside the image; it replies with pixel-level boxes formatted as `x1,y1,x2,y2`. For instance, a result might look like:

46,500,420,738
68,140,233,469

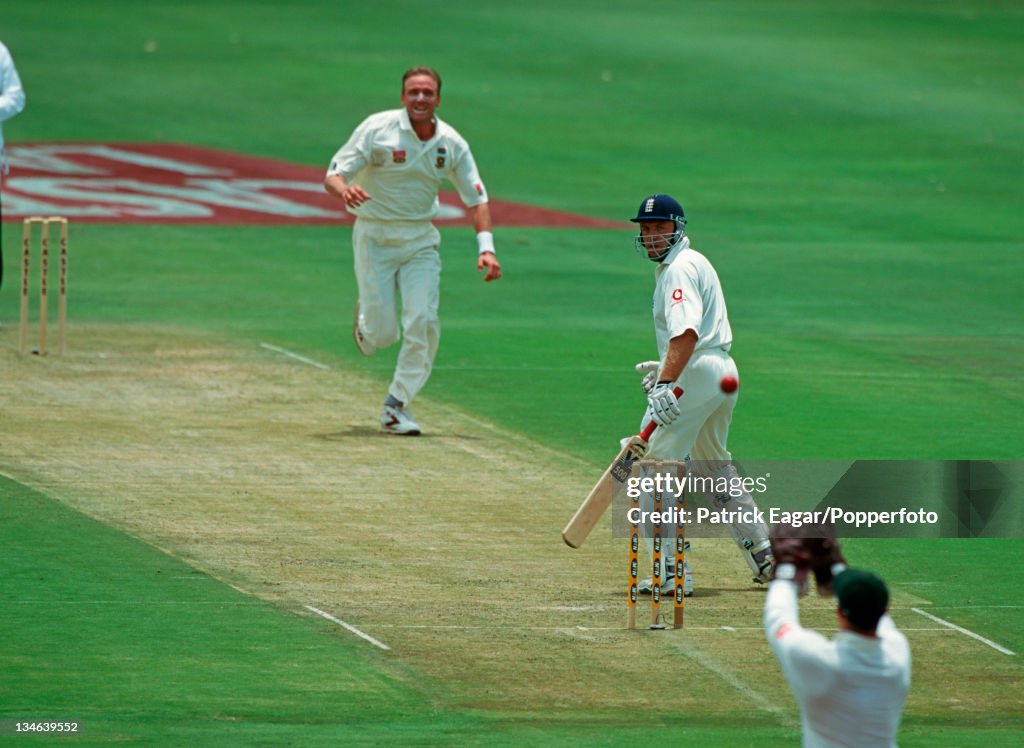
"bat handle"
638,386,684,441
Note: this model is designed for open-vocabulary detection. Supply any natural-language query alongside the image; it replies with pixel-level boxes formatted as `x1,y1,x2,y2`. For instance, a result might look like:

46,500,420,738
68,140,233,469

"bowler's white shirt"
326,108,486,222
653,237,732,358
764,580,911,748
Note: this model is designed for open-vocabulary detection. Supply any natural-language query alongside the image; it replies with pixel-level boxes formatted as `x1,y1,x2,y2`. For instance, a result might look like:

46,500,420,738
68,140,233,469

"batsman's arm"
658,329,697,383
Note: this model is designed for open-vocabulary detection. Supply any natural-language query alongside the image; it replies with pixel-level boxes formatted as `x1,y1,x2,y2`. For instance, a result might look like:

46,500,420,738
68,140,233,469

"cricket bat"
561,387,682,548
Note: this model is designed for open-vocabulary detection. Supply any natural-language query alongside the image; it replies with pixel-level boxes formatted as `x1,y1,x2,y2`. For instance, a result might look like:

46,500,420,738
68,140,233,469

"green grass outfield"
2,1,1023,744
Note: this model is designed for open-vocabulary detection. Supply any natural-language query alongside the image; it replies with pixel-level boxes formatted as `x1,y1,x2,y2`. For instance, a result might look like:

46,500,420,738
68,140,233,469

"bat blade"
560,387,681,549
561,435,649,548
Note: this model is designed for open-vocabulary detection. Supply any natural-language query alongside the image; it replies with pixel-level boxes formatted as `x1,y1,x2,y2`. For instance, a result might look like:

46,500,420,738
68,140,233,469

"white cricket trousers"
645,346,738,468
352,218,441,405
642,347,770,556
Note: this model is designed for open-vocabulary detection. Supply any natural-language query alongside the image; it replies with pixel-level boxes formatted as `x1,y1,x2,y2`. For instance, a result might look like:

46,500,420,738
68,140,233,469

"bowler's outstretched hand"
478,251,502,282
342,185,372,209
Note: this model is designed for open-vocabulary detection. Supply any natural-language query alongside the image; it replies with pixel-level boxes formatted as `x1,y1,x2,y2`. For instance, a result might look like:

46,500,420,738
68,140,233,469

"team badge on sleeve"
475,182,484,196
775,623,794,640
392,150,406,164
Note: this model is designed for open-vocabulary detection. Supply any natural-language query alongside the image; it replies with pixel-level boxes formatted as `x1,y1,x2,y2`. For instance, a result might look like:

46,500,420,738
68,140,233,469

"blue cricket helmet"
630,194,686,225
631,194,687,262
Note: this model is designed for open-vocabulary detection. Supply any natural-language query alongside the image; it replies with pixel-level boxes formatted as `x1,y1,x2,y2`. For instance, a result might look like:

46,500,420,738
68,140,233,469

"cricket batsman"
631,194,773,594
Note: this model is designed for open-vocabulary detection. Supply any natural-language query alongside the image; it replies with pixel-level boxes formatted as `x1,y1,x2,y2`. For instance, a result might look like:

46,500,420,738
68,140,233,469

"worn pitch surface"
2,324,1018,727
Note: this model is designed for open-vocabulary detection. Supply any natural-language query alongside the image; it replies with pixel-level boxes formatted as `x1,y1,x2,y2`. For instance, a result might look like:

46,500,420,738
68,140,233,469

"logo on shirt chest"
392,150,407,164
435,146,447,169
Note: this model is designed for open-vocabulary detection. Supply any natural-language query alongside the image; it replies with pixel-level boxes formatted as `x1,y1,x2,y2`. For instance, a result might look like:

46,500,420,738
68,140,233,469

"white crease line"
926,605,1024,609
911,608,1015,656
260,342,330,370
304,605,390,651
365,623,959,635
556,627,600,641
668,637,796,727
368,623,758,632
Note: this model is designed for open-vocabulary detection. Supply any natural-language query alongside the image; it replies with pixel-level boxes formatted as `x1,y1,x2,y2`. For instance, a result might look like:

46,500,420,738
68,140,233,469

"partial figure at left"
0,40,27,291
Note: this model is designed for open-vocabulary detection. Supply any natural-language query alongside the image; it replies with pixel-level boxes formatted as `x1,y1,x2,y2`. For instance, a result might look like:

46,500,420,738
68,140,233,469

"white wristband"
774,563,798,581
476,231,495,255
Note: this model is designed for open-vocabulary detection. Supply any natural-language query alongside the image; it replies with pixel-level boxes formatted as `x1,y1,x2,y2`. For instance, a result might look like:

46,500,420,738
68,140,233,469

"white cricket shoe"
352,301,375,357
380,405,421,436
639,559,694,597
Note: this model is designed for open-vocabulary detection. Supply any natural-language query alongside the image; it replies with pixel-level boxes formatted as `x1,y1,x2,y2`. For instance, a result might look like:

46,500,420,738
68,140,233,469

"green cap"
833,569,889,632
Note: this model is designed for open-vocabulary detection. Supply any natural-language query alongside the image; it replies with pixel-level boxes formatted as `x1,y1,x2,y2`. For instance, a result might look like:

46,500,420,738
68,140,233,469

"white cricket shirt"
764,580,911,748
652,237,732,358
326,108,487,222
0,41,26,151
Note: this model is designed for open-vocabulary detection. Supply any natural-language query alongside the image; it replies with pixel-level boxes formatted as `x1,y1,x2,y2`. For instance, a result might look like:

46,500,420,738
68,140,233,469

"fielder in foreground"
325,66,501,435
765,523,911,747
631,194,773,593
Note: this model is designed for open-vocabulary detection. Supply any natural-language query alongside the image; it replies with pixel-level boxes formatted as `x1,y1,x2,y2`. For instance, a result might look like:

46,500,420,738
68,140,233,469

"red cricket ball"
720,375,739,394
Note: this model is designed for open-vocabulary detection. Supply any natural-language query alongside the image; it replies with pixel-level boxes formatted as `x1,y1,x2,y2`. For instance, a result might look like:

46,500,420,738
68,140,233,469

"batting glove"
647,382,681,427
634,360,660,394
